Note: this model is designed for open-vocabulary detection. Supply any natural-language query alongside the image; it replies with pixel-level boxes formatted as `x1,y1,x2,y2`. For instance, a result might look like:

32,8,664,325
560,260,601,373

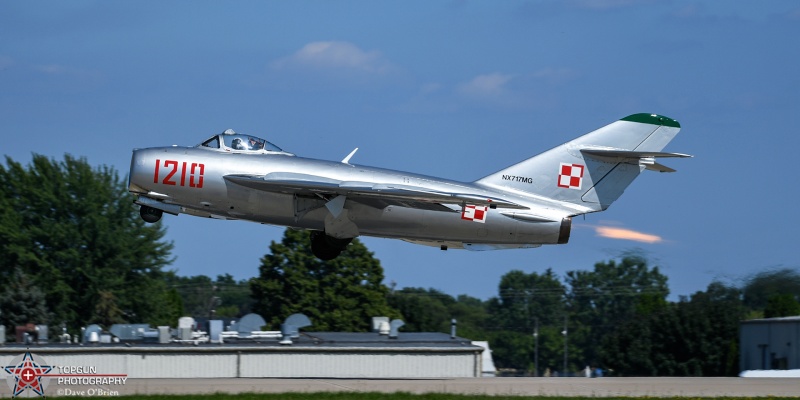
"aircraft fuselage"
128,146,568,249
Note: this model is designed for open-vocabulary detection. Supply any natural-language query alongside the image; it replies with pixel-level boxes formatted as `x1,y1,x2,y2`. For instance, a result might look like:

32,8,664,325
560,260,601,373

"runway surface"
46,377,800,397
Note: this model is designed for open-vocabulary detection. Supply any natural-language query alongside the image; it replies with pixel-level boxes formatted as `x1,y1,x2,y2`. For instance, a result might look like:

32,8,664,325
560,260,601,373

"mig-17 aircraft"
128,113,690,260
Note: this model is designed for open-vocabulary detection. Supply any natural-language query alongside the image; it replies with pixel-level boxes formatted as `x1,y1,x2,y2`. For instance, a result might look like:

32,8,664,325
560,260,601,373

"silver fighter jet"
128,114,690,260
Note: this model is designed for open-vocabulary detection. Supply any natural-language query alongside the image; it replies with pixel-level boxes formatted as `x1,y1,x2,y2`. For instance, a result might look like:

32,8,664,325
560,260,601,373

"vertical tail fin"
474,113,689,213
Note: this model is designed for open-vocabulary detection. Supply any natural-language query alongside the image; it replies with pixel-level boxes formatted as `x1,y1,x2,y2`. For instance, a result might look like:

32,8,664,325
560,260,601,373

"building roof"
297,332,475,348
0,331,482,353
741,315,800,324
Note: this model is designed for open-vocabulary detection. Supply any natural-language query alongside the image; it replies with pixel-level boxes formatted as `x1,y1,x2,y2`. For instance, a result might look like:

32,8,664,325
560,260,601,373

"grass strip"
51,394,800,400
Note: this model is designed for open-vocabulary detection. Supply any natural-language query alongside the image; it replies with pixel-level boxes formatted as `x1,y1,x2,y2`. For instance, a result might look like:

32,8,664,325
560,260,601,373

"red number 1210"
153,159,204,188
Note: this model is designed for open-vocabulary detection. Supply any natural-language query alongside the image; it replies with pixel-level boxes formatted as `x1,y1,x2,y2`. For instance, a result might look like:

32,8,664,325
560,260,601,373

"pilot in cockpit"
231,138,246,150
249,137,265,150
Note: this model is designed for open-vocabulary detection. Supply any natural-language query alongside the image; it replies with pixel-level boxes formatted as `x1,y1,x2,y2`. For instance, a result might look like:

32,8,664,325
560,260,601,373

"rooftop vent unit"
389,319,404,339
178,316,195,341
234,313,267,338
208,320,223,343
83,324,103,344
109,324,156,342
378,320,390,335
372,316,389,333
280,313,312,345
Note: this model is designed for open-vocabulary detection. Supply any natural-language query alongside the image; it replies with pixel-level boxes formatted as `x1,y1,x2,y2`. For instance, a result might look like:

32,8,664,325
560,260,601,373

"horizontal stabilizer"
581,149,692,173
580,149,692,159
646,162,677,173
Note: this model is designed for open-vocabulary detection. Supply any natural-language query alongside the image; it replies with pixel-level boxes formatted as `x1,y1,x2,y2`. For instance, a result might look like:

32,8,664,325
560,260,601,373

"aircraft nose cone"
128,149,148,193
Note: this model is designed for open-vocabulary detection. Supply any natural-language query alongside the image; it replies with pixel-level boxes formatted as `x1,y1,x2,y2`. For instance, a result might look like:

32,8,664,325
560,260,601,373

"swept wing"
223,172,529,212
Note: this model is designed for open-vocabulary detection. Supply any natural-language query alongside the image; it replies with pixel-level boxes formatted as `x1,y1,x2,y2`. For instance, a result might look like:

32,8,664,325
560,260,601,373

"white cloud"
456,73,515,97
271,41,392,74
450,68,577,110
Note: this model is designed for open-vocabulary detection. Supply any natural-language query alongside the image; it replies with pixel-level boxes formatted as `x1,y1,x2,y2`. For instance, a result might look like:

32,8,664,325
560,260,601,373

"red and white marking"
461,205,488,223
558,163,585,190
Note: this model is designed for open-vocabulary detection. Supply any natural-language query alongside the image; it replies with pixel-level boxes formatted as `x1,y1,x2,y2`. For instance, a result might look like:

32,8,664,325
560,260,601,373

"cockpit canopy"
197,129,294,155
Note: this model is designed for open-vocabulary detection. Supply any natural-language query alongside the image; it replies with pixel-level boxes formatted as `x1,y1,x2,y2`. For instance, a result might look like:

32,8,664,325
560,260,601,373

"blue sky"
2,1,799,300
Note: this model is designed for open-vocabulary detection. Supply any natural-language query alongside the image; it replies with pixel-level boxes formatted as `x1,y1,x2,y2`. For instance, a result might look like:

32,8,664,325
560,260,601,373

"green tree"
602,291,670,376
0,154,175,330
167,273,254,319
0,269,50,335
605,281,744,376
92,290,124,328
565,256,669,370
484,268,567,374
489,268,566,332
388,289,490,340
764,293,800,318
486,325,566,375
389,288,451,331
214,274,254,317
167,274,215,317
250,229,398,331
449,294,490,340
658,282,744,376
743,268,800,313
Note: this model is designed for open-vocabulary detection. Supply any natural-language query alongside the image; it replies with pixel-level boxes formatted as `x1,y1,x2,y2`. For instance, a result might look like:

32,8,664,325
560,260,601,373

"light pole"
562,314,568,376
533,318,539,377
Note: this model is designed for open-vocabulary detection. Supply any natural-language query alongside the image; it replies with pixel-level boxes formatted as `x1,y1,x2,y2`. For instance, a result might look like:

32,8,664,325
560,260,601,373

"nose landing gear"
139,205,163,223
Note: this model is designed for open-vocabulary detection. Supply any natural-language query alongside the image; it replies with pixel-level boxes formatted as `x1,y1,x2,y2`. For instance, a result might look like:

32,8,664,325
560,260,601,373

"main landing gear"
310,231,352,261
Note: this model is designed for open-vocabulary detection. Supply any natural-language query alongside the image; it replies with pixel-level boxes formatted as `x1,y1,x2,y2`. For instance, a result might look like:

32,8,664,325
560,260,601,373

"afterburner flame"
595,226,663,244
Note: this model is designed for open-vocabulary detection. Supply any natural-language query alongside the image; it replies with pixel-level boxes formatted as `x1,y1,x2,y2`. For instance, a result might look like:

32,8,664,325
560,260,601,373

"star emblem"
4,352,52,397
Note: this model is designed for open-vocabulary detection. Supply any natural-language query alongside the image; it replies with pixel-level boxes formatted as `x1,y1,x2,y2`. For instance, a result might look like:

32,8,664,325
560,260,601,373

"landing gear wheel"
310,231,353,260
139,205,163,223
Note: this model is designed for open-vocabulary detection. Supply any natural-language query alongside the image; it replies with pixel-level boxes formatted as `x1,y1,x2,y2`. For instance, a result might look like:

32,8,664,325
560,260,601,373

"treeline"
385,262,800,376
389,265,800,377
166,273,254,320
2,155,800,378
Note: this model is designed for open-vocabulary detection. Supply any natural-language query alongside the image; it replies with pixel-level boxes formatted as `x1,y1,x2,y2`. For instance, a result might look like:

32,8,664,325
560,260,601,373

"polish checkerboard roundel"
461,205,488,223
558,163,585,190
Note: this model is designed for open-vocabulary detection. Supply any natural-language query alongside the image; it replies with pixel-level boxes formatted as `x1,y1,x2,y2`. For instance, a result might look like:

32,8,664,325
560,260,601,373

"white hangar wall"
0,346,482,379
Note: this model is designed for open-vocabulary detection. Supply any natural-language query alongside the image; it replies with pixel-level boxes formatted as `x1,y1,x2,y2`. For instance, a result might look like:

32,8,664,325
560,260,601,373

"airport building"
740,316,800,371
0,315,492,379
